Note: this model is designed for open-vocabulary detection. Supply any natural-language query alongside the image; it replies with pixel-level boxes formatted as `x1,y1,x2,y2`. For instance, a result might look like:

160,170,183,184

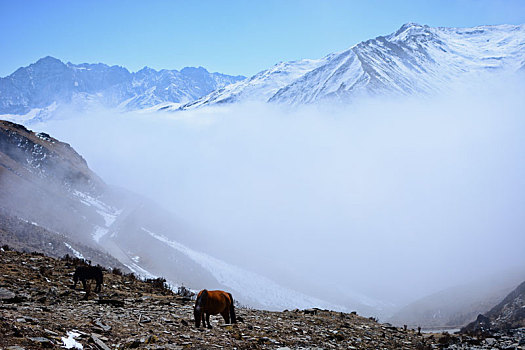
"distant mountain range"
1,23,524,120
179,23,525,110
0,56,245,115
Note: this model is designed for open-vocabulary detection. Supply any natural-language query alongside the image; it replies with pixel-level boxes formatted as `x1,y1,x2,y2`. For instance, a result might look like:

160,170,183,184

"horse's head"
194,289,208,328
194,304,202,328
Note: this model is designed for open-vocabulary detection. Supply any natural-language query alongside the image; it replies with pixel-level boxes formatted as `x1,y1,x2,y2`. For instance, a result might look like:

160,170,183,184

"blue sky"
1,0,525,77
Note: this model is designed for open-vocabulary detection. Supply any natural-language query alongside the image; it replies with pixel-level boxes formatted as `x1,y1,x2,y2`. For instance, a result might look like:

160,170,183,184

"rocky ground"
1,249,524,350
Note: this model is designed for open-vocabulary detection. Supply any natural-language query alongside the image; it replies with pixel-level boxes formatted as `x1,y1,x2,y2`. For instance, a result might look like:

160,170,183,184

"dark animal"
194,289,236,328
72,266,103,293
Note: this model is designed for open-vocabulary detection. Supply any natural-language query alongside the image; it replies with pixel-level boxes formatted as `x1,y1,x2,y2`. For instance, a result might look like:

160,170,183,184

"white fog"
33,77,525,311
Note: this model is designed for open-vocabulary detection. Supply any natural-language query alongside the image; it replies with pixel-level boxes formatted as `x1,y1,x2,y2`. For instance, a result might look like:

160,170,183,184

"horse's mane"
196,289,208,306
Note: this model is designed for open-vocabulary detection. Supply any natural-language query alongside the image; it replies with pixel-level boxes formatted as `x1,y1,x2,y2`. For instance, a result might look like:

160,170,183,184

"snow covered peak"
181,22,525,109
399,22,424,29
386,22,435,43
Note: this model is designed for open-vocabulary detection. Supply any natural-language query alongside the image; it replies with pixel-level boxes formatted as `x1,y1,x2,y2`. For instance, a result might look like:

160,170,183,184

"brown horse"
194,289,236,328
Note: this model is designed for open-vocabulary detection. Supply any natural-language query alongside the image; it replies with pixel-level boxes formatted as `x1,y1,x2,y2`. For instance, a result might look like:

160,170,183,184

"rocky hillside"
0,120,111,247
0,206,126,270
0,248,476,350
462,280,525,335
388,269,525,329
0,120,103,193
0,118,243,298
0,56,245,116
0,120,128,270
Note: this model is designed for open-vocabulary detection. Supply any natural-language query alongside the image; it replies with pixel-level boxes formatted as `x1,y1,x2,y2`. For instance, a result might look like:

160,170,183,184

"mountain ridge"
462,280,525,334
178,22,525,110
3,23,524,117
0,56,245,115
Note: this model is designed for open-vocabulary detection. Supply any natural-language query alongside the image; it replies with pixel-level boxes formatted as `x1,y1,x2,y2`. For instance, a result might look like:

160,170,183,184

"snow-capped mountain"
4,23,523,116
0,56,245,115
179,23,525,109
181,57,334,109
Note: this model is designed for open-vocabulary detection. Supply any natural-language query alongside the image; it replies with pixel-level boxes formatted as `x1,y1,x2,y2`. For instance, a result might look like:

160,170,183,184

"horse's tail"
228,292,236,323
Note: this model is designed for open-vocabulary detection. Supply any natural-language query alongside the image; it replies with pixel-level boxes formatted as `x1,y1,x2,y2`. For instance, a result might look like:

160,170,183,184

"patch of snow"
23,218,37,226
0,102,57,124
64,243,84,260
35,132,53,142
123,261,156,279
96,209,119,227
72,191,122,243
92,226,108,243
61,330,83,349
73,191,111,212
137,101,182,113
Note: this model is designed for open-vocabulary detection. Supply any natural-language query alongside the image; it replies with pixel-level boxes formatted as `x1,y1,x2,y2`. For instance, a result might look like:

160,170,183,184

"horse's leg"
221,310,230,324
83,282,91,301
206,313,212,329
95,280,101,292
82,279,87,291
